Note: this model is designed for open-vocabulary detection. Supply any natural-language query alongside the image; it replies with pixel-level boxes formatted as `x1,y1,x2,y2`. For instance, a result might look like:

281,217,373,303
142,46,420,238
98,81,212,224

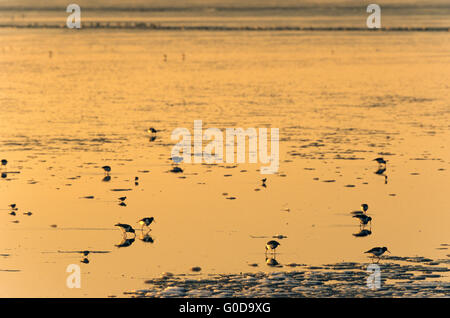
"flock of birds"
264,157,391,263
3,137,392,266
115,217,155,237
6,203,33,220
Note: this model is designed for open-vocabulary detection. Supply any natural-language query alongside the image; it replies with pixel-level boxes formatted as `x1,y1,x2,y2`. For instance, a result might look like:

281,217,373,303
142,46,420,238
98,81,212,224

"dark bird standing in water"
374,167,388,184
138,217,155,230
361,204,369,213
261,178,267,188
265,240,280,255
102,166,111,175
374,157,387,166
118,197,126,206
351,203,369,216
353,214,372,226
365,247,390,262
115,223,136,237
1,159,7,170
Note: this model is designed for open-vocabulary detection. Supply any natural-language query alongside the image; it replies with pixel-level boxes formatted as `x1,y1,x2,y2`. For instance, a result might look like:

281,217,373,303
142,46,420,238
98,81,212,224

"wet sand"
126,259,450,298
0,4,449,297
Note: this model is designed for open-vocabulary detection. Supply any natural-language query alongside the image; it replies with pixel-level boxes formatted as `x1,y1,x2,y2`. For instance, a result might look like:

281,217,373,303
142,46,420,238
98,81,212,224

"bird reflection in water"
139,230,154,243
56,250,110,264
115,237,135,248
102,175,111,182
353,214,372,230
374,167,386,175
352,229,372,237
265,256,282,268
261,178,267,188
115,223,136,238
374,161,388,184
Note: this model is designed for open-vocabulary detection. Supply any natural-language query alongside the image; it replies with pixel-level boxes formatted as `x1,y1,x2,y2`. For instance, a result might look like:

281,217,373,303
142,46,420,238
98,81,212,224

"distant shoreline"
0,24,448,32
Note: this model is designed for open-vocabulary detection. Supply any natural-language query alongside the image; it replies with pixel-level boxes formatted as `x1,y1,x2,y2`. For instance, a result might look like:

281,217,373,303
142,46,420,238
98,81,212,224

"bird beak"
387,249,391,253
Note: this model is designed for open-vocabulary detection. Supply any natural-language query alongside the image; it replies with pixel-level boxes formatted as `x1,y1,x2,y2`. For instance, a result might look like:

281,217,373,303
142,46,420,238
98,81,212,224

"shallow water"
0,7,449,297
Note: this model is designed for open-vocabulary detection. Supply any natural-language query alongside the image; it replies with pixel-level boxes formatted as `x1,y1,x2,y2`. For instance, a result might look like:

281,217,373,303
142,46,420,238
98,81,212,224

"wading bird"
361,204,369,213
138,217,155,230
115,223,136,237
102,166,111,175
365,247,390,262
351,203,369,216
265,240,280,255
1,159,7,170
353,214,372,227
261,178,267,188
374,157,387,166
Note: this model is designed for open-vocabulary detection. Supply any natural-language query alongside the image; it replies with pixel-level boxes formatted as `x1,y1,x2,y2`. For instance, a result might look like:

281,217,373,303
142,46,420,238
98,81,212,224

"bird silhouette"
102,166,111,175
115,223,136,238
138,217,155,230
365,247,390,262
353,214,372,227
265,240,280,255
